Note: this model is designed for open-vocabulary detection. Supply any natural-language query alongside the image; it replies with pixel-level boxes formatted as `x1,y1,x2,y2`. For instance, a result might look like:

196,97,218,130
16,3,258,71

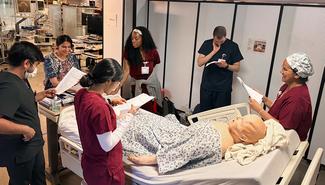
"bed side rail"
276,141,309,185
187,103,250,125
59,136,83,161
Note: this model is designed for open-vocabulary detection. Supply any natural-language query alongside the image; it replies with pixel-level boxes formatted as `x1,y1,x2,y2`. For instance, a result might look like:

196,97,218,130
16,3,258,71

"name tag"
141,66,149,74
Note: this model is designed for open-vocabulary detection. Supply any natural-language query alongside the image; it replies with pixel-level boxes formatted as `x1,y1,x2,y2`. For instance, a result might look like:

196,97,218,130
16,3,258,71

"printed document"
113,93,154,115
205,59,224,67
237,76,263,104
55,67,86,94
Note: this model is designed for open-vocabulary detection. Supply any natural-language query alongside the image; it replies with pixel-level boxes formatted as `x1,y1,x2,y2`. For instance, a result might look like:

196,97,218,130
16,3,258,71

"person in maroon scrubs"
119,26,162,113
74,58,137,185
249,53,314,141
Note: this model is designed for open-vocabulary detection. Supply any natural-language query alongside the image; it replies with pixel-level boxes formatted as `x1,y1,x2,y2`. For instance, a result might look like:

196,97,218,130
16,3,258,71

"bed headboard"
187,103,250,125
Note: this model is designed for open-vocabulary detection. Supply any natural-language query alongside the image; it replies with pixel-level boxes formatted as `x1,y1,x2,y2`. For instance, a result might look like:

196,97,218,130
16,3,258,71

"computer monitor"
37,1,44,11
17,0,31,13
87,15,103,36
82,13,95,26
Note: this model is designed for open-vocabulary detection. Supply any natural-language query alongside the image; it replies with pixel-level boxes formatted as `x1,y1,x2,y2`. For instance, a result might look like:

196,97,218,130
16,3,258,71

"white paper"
68,84,83,93
205,59,226,67
237,76,264,104
113,93,154,116
55,67,86,95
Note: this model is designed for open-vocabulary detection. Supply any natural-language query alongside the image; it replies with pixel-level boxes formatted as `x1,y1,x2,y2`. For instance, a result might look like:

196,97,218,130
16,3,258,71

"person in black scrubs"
196,26,244,112
0,41,55,185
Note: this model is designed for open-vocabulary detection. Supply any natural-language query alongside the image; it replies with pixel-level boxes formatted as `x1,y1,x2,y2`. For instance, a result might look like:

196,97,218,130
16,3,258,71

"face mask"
24,67,38,79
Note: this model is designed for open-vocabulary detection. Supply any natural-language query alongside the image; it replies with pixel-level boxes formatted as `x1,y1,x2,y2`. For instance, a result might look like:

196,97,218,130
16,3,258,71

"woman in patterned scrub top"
44,35,80,89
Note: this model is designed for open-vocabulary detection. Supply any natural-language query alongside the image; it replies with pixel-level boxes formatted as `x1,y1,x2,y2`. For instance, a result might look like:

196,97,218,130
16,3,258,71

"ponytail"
80,74,95,87
79,58,123,87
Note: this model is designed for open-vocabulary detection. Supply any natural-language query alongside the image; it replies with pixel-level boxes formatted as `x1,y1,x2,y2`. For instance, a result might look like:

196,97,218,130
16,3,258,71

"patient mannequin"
128,114,267,165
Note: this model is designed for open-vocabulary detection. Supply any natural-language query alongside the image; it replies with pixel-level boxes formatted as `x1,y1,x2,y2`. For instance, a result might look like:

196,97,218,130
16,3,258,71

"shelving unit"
0,17,14,65
0,17,5,64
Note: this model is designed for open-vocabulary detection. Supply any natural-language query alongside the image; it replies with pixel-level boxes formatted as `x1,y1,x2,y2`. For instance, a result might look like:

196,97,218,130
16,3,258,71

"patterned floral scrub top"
44,52,80,89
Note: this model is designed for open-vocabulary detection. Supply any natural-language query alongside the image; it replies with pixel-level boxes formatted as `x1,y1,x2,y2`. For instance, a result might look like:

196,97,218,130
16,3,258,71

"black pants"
199,88,231,112
6,150,46,185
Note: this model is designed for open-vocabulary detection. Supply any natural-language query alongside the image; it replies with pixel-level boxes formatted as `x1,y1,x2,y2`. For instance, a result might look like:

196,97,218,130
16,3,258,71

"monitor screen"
37,1,44,11
81,13,89,26
17,0,31,13
87,15,103,36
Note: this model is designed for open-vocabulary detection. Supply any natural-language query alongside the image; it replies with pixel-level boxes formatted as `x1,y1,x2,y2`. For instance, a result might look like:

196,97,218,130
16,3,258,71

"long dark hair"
80,58,123,87
124,26,156,66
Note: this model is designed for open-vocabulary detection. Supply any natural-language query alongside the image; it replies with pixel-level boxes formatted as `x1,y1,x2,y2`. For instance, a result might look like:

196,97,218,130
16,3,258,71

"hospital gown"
121,110,222,174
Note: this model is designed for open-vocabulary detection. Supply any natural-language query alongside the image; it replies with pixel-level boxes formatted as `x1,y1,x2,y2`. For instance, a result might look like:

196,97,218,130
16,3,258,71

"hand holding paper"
55,67,86,95
113,93,154,116
205,59,225,67
237,76,264,104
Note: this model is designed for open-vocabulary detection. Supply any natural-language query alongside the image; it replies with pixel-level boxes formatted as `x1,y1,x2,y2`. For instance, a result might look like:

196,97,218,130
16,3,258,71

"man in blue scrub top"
197,26,243,112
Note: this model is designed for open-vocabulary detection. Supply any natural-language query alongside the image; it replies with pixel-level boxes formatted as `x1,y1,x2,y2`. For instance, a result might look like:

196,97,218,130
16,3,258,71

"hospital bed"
58,103,308,185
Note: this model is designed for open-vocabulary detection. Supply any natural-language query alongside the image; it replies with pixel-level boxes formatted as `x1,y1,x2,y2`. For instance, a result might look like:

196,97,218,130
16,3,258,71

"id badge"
141,66,149,74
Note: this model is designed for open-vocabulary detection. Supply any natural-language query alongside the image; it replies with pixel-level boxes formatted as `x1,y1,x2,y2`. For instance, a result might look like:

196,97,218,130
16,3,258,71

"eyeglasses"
29,61,41,67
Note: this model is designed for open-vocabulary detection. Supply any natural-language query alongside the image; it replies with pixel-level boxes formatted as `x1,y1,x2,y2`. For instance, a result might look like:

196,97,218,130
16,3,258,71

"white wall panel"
268,7,295,100
103,1,124,62
232,5,280,107
308,72,325,164
148,1,168,87
191,3,235,109
136,0,148,27
124,0,133,44
165,2,198,110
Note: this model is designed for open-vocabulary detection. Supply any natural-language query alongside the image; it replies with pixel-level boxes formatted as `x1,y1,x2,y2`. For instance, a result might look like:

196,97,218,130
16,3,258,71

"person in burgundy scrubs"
249,53,314,141
119,26,162,113
74,58,137,185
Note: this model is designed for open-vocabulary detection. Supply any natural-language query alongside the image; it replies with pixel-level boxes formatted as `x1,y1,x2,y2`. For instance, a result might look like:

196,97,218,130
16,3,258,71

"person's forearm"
96,124,129,152
35,91,45,102
0,118,28,135
120,60,130,86
226,62,240,73
120,71,129,87
263,97,273,108
226,64,239,72
197,51,217,67
257,109,275,121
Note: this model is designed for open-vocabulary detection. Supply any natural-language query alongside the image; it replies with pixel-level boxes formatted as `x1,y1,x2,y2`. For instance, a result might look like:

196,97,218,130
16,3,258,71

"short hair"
7,41,44,67
56,34,74,48
213,26,227,38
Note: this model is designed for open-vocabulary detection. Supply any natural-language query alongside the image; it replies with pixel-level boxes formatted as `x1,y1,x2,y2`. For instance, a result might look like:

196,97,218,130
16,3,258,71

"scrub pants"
200,88,231,112
6,150,45,185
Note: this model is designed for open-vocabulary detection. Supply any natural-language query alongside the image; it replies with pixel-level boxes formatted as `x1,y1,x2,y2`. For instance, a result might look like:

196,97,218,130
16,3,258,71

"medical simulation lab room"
1,0,325,184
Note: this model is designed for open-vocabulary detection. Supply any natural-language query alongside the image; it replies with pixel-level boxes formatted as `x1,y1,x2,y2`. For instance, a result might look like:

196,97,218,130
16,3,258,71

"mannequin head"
228,114,267,144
